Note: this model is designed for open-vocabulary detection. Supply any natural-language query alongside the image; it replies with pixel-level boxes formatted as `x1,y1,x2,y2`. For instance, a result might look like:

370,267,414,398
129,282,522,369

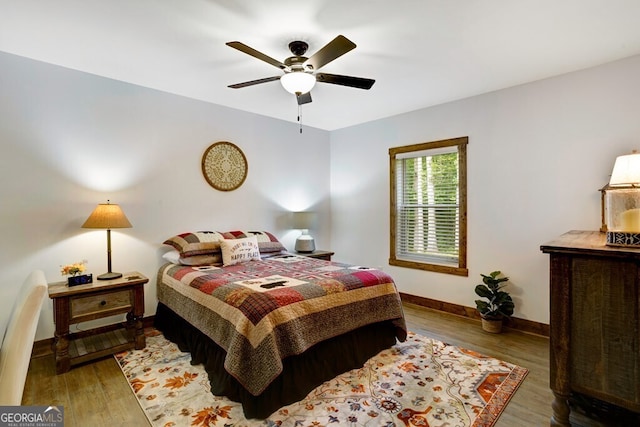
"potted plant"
474,270,514,333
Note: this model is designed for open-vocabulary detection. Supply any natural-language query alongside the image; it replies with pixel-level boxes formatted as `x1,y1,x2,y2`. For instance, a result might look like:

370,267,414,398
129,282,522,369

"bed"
154,230,407,419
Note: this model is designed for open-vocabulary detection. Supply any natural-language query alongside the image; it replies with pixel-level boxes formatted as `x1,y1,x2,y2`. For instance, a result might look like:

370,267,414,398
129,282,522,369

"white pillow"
220,236,261,266
162,250,181,264
162,249,222,266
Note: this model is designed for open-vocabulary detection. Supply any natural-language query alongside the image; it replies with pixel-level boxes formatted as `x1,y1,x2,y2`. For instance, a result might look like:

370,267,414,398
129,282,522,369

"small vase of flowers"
61,260,92,286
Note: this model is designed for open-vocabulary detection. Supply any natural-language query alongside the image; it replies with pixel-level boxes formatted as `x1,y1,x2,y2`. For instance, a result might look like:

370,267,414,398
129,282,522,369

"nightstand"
297,250,334,261
48,271,147,374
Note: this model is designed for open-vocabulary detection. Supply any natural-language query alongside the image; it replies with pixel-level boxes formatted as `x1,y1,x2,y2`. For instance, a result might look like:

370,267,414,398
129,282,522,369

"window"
389,137,468,276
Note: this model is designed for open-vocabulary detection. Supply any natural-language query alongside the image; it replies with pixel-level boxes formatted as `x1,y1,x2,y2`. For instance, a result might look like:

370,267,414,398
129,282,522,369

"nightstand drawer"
70,289,133,322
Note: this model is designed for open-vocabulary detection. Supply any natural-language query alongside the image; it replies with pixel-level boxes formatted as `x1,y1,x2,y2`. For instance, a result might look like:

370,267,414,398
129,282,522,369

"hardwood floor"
22,346,149,426
23,303,556,426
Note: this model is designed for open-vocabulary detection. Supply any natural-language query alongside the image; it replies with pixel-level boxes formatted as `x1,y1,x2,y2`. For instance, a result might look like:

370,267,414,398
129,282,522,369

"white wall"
0,51,331,341
330,54,640,325
3,49,640,341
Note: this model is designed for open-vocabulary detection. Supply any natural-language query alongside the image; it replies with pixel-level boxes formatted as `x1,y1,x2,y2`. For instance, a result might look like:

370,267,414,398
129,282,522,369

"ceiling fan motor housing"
284,56,309,71
288,40,309,56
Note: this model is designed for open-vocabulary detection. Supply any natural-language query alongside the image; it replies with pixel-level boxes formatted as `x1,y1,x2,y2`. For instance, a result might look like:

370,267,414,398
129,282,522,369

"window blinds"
395,146,460,266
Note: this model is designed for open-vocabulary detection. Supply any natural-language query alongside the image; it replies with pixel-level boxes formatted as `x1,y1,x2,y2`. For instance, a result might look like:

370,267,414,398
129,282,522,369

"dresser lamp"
82,200,132,279
292,211,317,253
600,150,640,246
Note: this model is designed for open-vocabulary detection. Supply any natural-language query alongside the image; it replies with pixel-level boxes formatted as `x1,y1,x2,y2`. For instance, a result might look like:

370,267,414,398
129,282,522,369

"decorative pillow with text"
220,236,261,266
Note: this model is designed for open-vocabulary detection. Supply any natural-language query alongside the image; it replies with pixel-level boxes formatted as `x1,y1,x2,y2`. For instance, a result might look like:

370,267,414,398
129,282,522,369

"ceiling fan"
226,35,375,105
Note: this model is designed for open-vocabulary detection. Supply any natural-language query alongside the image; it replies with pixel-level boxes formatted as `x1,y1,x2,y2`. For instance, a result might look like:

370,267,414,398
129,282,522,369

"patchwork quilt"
157,254,407,396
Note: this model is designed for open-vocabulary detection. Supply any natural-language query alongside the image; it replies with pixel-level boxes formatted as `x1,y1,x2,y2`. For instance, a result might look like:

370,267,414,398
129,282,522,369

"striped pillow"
163,231,225,258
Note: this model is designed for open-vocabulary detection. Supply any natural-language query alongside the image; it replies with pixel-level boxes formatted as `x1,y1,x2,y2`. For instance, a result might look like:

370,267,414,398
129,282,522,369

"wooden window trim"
389,136,468,276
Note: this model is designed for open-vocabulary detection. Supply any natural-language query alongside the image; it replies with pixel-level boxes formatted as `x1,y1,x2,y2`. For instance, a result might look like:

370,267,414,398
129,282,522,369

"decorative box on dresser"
540,231,640,426
48,272,148,374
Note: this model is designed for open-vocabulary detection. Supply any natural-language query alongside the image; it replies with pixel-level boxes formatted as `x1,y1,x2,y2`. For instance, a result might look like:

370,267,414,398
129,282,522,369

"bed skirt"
154,302,399,419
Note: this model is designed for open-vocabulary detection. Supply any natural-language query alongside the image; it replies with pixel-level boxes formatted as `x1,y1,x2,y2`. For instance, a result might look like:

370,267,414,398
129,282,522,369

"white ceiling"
2,0,640,130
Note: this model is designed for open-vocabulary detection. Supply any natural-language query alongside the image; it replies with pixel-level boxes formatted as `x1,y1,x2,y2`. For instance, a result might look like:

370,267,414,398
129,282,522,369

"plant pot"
481,317,503,333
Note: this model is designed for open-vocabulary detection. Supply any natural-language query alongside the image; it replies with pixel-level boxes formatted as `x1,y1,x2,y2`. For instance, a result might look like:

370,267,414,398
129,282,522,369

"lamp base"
295,236,315,253
97,271,123,281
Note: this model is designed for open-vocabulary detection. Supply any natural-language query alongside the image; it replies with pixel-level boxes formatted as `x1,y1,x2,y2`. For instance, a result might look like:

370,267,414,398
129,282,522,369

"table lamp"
82,200,132,279
600,150,640,246
292,211,317,253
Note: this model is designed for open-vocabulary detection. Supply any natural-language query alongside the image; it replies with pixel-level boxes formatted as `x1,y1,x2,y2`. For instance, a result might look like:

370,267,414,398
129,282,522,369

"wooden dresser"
541,231,640,426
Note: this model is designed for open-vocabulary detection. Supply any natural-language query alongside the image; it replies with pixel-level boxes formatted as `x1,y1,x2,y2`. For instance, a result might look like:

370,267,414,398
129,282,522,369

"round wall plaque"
201,141,248,191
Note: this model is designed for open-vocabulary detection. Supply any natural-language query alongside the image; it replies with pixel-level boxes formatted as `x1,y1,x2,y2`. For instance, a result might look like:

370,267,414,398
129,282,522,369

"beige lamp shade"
82,202,132,229
609,151,640,186
291,211,317,230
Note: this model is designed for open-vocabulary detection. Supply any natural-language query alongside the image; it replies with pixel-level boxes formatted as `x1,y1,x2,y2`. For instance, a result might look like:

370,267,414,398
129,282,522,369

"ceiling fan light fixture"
280,72,316,95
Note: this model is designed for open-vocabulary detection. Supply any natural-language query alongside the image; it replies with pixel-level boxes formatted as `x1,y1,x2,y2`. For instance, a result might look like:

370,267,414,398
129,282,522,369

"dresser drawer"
70,289,133,323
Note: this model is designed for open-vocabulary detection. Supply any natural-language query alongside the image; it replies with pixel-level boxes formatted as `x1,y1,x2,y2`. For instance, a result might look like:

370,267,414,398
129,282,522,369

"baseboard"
31,315,156,358
399,292,549,337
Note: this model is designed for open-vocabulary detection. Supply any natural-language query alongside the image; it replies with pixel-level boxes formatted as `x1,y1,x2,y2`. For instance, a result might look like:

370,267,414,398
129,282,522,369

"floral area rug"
115,330,528,427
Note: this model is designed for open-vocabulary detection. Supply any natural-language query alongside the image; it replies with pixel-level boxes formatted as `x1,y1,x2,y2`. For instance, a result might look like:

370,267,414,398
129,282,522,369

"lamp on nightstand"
292,211,317,253
82,200,132,280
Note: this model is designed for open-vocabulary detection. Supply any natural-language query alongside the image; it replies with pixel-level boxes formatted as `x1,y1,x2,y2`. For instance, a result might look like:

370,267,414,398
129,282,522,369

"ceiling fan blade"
226,41,288,70
296,92,312,105
304,35,356,71
316,73,375,90
228,76,281,89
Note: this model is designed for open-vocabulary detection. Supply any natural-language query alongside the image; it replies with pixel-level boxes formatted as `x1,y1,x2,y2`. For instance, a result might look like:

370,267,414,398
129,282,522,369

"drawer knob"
100,300,107,306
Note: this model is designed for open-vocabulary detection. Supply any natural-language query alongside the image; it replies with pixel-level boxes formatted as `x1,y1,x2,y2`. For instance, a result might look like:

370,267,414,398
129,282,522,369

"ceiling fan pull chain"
298,104,303,133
